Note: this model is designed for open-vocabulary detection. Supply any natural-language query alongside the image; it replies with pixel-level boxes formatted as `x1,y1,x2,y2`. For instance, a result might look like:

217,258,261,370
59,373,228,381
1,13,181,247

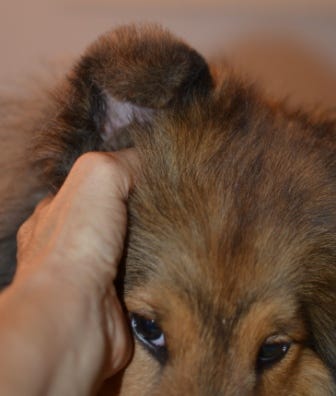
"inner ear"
101,95,155,149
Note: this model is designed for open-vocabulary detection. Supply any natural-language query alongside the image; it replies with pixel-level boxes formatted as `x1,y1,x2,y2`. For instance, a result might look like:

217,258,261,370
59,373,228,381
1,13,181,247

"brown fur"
1,24,336,395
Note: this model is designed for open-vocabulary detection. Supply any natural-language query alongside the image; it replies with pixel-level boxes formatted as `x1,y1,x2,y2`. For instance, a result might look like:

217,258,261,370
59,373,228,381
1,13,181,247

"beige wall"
1,0,335,107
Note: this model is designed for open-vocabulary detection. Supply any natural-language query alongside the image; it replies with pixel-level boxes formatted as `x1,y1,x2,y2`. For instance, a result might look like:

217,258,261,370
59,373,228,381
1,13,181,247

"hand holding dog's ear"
34,24,213,190
0,150,138,395
17,149,139,286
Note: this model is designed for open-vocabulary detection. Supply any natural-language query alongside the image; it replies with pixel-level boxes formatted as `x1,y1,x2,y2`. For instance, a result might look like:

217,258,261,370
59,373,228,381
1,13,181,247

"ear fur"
34,24,213,190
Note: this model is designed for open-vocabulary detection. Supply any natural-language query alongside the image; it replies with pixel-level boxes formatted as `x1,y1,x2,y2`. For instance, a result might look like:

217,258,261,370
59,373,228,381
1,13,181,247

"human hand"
0,150,138,396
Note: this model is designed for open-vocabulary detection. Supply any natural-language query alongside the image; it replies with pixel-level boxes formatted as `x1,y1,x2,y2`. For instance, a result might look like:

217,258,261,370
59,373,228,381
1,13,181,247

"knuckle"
74,152,120,172
74,152,104,170
17,219,29,242
74,152,122,179
35,196,52,212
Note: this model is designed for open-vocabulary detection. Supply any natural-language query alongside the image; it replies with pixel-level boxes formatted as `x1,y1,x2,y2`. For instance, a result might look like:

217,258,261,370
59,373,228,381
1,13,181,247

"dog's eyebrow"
190,281,298,335
173,281,259,336
182,293,258,350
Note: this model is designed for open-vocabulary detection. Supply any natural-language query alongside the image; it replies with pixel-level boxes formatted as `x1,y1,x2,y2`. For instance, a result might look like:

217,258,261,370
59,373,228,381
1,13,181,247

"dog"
0,24,336,395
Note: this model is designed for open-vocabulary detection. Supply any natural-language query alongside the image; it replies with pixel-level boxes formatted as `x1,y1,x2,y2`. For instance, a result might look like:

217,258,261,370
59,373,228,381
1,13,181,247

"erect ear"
34,24,213,190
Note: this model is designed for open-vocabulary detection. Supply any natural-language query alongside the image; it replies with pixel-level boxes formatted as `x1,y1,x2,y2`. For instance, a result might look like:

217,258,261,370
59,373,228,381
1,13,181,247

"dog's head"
34,25,336,395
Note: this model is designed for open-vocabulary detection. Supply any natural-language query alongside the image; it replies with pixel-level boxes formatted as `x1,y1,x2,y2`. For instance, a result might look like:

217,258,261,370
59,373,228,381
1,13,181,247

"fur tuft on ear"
33,24,213,190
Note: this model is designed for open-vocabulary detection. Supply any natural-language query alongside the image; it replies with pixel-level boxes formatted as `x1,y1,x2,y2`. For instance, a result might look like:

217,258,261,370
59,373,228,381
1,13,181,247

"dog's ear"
34,24,213,190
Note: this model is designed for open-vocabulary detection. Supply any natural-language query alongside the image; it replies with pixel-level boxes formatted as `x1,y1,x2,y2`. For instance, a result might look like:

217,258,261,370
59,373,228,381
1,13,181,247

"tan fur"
1,24,336,395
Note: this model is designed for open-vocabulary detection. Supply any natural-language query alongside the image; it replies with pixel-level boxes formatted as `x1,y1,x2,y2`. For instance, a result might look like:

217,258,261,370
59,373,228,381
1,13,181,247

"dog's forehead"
127,79,336,311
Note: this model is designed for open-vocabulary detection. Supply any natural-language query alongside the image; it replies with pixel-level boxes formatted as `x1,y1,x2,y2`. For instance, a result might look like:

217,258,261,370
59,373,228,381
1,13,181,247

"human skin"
0,150,138,396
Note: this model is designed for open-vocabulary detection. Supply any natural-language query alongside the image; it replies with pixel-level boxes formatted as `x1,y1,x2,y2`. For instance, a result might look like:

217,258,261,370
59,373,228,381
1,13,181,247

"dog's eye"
257,336,291,370
130,313,167,364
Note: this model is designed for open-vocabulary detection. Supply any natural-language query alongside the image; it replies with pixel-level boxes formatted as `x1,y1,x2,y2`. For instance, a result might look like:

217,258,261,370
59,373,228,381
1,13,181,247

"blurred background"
0,0,335,109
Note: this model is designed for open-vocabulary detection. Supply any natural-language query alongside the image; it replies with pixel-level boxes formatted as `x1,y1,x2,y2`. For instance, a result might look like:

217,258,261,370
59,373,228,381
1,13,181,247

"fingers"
34,195,53,211
17,195,52,238
59,149,140,203
16,195,53,266
109,148,141,199
103,292,133,378
17,148,140,285
17,195,53,245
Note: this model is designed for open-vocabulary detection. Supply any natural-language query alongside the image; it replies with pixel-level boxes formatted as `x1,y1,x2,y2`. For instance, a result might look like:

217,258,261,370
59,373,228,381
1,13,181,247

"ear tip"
79,23,213,108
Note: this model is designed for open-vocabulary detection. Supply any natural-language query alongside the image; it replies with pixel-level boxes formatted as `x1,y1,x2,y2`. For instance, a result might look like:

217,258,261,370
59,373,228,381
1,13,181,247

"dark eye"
257,337,291,370
130,313,167,364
